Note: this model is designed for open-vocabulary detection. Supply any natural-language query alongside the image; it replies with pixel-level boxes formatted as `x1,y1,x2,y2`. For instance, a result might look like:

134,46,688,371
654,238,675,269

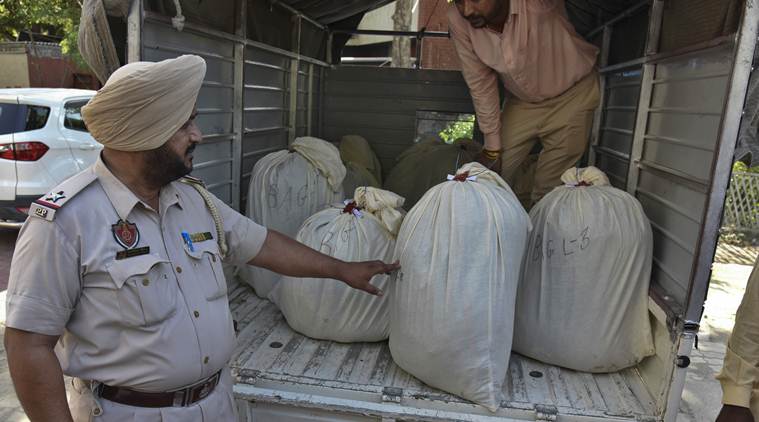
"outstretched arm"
249,229,399,296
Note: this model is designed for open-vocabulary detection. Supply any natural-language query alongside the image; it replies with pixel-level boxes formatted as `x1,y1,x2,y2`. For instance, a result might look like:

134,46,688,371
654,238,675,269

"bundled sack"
339,135,383,185
271,187,404,342
514,167,655,373
384,137,481,210
343,161,380,197
240,137,346,298
389,162,530,411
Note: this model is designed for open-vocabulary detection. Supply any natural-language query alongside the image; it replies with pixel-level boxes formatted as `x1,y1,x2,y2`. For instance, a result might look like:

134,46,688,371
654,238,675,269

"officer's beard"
143,142,195,187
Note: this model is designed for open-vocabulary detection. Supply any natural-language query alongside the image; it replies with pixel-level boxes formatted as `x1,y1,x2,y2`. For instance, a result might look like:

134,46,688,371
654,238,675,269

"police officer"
4,55,397,421
717,257,759,422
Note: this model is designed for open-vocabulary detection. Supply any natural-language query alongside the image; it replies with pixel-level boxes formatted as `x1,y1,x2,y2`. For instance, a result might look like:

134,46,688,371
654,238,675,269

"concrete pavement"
678,261,757,421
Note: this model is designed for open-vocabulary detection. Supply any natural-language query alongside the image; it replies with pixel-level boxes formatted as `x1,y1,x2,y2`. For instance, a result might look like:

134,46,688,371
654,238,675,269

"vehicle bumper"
0,195,37,229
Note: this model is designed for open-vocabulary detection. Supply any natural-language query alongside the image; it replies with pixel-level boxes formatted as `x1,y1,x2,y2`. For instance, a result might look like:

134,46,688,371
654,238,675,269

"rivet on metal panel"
381,386,403,404
535,404,558,421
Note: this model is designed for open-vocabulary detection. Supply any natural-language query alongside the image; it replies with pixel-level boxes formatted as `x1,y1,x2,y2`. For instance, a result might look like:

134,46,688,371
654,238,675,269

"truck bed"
228,280,658,421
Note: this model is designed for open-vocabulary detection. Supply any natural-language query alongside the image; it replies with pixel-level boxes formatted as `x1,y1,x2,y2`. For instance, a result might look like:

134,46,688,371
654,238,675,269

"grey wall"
143,20,238,205
632,46,733,309
594,40,735,312
595,68,643,189
321,66,475,179
141,14,328,213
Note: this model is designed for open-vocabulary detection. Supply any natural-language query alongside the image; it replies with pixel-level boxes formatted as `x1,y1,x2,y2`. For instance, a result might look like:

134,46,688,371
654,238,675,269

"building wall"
0,45,31,88
418,0,461,70
0,42,99,89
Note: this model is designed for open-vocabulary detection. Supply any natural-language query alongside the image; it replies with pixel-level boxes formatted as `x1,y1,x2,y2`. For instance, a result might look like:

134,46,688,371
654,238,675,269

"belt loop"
84,380,104,417
172,388,188,407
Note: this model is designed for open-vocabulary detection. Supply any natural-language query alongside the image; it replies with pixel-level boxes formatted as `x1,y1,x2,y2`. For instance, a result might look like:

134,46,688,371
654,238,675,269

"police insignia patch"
45,191,66,203
112,219,140,249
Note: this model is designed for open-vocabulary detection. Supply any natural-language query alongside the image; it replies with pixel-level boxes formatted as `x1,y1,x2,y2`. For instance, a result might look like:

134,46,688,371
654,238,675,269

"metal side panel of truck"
117,0,759,420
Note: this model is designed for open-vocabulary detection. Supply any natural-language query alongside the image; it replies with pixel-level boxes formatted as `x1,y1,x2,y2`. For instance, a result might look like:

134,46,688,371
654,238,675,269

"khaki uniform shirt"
718,257,759,417
6,157,267,394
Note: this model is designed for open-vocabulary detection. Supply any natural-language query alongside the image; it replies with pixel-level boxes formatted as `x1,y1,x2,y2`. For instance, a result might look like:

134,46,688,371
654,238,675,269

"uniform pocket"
106,255,177,326
183,241,228,300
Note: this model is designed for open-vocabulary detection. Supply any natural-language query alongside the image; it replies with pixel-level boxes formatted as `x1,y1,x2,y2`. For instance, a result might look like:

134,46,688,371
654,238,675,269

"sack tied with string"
514,167,655,372
239,137,346,299
383,137,481,210
389,162,530,412
271,187,404,342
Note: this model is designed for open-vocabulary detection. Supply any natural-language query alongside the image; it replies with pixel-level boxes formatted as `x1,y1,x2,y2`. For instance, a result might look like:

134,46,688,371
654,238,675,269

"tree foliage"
439,115,475,143
0,0,84,65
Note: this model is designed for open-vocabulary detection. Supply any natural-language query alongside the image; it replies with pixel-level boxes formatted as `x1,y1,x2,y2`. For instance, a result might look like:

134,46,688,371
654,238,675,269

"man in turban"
4,55,397,421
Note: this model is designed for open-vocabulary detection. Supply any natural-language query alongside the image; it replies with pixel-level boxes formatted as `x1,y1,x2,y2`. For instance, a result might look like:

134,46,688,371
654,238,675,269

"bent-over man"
448,0,600,206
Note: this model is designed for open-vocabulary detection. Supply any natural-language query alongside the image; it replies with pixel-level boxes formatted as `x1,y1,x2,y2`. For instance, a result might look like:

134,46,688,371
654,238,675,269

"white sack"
514,167,655,372
240,137,345,298
389,162,530,411
271,187,404,342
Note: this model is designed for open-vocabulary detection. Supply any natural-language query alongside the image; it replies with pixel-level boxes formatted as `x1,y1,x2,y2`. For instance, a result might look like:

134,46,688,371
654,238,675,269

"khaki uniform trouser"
499,70,601,207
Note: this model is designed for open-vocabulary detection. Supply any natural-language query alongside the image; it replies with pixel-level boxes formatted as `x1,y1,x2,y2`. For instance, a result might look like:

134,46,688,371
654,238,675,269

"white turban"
82,55,206,151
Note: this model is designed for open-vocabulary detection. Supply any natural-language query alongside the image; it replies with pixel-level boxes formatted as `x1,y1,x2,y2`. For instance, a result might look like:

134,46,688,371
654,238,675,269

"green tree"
0,0,84,66
439,115,475,143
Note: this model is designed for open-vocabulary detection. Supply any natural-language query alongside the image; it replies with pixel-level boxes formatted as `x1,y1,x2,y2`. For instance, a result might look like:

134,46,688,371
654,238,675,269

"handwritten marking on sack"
532,226,591,262
320,231,335,255
266,183,310,210
319,221,357,255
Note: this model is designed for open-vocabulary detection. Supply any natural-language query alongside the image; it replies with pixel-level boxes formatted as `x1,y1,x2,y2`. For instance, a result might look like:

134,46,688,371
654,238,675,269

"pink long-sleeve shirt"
447,0,599,149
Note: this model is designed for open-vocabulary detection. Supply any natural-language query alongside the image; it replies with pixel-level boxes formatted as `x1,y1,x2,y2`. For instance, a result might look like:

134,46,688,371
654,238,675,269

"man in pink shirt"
448,0,600,206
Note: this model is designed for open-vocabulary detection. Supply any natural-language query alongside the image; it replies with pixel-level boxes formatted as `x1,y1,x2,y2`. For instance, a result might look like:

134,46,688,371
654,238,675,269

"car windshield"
0,102,51,135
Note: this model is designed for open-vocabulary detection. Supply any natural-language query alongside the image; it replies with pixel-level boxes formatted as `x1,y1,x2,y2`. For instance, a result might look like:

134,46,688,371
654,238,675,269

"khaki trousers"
499,71,600,207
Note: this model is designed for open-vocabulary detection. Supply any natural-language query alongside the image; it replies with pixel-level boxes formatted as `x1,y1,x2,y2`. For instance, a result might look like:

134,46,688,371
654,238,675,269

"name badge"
116,246,151,260
189,232,214,243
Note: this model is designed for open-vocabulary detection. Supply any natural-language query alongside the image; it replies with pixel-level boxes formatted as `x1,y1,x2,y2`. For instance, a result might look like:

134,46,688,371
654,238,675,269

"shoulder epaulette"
179,175,206,188
29,169,98,221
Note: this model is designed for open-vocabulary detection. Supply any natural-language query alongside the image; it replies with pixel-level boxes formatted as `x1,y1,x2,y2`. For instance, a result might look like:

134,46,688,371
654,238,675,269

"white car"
0,88,101,228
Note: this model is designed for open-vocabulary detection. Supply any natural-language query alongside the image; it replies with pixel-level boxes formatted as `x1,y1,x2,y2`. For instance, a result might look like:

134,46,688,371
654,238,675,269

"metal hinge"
382,387,403,404
535,404,558,421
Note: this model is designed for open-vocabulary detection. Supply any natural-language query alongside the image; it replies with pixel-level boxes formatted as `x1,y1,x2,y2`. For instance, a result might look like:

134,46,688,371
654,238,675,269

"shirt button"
93,408,102,416
194,310,200,318
203,356,209,364
142,278,150,286
176,266,182,273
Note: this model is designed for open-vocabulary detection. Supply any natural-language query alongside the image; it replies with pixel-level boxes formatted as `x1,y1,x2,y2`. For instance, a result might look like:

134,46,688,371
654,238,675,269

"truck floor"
228,280,658,420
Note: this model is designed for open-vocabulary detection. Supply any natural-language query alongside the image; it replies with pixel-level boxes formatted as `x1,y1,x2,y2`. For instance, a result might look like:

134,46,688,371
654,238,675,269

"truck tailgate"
228,280,658,421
